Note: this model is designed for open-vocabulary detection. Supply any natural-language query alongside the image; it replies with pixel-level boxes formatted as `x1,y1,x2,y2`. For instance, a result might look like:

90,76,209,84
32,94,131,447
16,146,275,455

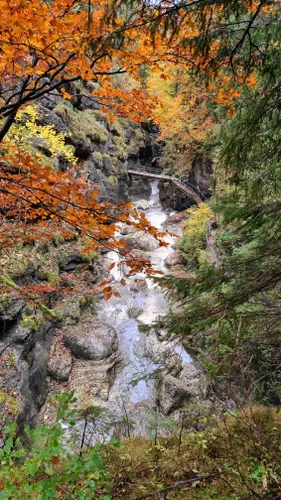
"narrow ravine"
62,181,204,445
95,181,193,436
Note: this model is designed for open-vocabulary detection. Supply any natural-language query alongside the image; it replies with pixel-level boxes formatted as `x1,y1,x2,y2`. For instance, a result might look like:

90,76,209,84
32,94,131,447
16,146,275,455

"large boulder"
164,211,187,225
69,352,122,409
125,231,159,252
119,223,136,235
158,363,208,414
63,320,118,361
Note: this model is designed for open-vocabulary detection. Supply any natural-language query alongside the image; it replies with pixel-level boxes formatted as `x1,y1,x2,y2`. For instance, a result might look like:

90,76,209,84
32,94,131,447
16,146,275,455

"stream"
96,181,192,436
63,181,194,444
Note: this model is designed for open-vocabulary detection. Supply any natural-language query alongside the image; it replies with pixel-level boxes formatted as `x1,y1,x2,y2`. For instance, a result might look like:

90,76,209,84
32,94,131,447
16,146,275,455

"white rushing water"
98,181,192,417
63,181,193,444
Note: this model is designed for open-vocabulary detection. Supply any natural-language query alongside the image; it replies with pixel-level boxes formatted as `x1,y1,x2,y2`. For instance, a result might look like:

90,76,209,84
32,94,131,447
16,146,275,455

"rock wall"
37,82,158,203
159,156,213,210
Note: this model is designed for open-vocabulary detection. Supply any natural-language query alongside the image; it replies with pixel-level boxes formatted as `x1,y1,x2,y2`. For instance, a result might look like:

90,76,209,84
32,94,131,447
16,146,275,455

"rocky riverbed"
42,181,208,443
0,180,208,443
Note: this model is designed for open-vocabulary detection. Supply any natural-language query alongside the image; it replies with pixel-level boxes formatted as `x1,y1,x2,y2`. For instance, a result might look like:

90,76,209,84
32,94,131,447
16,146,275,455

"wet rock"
127,306,143,319
47,341,72,382
135,199,149,210
145,335,182,376
164,211,187,225
63,320,118,361
125,231,159,252
130,278,148,292
120,223,136,235
164,251,184,267
129,175,152,199
130,249,151,260
159,364,207,414
59,253,90,273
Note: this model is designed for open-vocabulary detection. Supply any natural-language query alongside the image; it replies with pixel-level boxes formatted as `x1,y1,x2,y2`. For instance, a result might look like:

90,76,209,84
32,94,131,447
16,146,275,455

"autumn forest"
1,0,281,498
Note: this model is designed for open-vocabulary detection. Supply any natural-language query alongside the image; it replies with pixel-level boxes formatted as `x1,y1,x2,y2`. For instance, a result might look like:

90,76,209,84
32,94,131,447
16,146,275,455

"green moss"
103,153,111,161
111,120,124,137
54,105,108,144
0,292,12,311
7,396,19,416
42,268,59,285
92,110,109,127
108,175,118,186
20,313,44,333
78,293,96,311
93,151,103,166
112,135,128,160
54,297,82,324
134,127,145,141
0,390,7,404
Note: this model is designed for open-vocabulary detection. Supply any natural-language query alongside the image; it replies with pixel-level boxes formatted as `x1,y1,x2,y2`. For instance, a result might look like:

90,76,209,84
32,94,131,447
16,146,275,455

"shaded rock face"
0,300,25,335
189,156,213,198
159,181,196,211
135,199,150,210
159,156,213,210
37,85,159,204
0,315,57,438
129,176,152,200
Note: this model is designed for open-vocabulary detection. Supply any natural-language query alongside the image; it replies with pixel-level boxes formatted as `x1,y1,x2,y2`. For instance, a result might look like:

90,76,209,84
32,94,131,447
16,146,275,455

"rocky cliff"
37,81,158,202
